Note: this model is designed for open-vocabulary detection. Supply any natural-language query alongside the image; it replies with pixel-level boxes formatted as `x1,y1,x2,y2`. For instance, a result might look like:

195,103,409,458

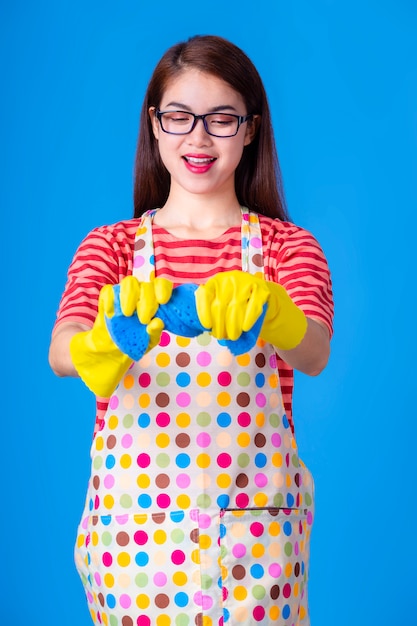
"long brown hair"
133,35,289,220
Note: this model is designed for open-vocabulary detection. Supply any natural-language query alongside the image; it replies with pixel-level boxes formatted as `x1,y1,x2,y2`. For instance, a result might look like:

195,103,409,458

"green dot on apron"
196,494,211,508
201,574,213,590
284,541,293,557
237,372,251,386
292,454,300,468
269,413,281,427
175,614,190,626
102,531,112,546
110,615,118,626
93,456,103,470
273,493,284,508
196,411,211,426
156,453,170,468
171,528,185,543
120,494,133,508
305,492,313,506
252,584,267,600
135,573,149,587
122,414,134,428
156,372,170,386
237,453,250,468
196,332,212,346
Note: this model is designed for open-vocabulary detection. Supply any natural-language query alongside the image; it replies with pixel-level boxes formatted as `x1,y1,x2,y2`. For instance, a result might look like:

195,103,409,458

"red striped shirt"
53,214,333,434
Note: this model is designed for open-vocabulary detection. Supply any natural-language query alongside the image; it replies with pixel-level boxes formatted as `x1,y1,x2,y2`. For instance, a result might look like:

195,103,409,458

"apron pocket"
74,509,205,623
219,508,312,625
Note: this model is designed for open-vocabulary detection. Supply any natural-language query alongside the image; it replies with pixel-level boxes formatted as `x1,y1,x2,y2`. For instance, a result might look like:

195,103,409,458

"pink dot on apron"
154,572,167,586
104,474,115,489
250,236,262,249
176,392,191,407
133,255,145,268
121,434,133,448
271,433,282,447
171,550,186,565
232,543,246,558
255,393,267,407
249,522,265,537
269,563,282,578
196,432,211,448
196,351,212,366
120,594,131,609
176,473,191,488
109,396,119,410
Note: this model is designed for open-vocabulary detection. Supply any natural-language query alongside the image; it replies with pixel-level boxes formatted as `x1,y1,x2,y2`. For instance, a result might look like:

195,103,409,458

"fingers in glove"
99,284,116,318
146,317,165,352
120,276,141,317
153,277,173,305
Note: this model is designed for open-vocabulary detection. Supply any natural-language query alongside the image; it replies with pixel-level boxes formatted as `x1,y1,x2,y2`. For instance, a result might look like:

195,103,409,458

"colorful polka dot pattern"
74,210,314,625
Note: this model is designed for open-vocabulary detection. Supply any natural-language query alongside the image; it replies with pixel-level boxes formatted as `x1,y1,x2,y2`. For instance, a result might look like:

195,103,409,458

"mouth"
182,155,217,165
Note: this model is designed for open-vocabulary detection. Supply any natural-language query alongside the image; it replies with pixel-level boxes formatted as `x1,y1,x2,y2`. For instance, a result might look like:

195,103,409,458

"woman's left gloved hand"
195,270,307,350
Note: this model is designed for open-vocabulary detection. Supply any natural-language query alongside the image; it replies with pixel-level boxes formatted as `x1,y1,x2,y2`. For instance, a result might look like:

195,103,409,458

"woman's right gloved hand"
69,276,173,396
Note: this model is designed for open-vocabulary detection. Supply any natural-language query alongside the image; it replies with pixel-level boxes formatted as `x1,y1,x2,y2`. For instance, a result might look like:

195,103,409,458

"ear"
149,107,160,140
244,114,260,146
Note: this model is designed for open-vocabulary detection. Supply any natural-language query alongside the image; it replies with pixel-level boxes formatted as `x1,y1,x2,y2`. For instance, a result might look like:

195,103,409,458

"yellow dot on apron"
233,585,248,601
285,474,292,488
94,436,104,451
156,433,170,448
89,608,96,623
268,373,279,388
137,473,151,488
76,534,85,547
103,494,114,509
191,548,200,564
104,573,114,588
136,594,151,609
202,616,213,626
108,415,118,430
216,473,232,488
269,606,280,621
172,571,188,586
153,529,167,544
252,542,265,558
293,581,300,597
236,353,251,367
176,336,191,347
196,372,212,387
102,614,108,626
176,412,191,427
255,412,265,426
254,492,268,507
122,374,134,389
138,393,151,408
135,226,147,236
269,521,281,536
285,562,293,578
236,432,250,447
117,551,131,567
199,533,212,550
91,531,99,546
176,494,191,509
133,514,148,525
196,453,211,468
272,452,283,467
156,615,171,626
120,454,132,469
299,606,307,619
156,352,171,367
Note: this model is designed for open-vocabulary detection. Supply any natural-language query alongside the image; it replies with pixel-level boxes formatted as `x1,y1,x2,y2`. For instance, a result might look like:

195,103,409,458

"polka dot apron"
75,209,315,626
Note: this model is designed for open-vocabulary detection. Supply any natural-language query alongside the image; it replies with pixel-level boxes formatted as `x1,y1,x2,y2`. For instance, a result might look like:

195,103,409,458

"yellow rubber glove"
70,277,173,396
195,270,307,350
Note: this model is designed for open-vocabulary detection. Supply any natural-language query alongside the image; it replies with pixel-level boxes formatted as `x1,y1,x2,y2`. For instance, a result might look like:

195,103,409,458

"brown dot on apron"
106,434,117,449
232,564,246,580
155,593,170,608
236,392,250,407
175,433,190,448
92,516,99,526
122,617,134,626
255,353,266,367
98,593,105,607
254,433,266,448
294,562,301,577
176,352,191,367
236,473,249,488
252,253,263,267
155,473,170,488
155,392,170,407
116,531,130,546
92,475,100,489
190,528,200,543
134,239,145,250
294,473,301,487
195,613,203,626
270,584,280,599
152,512,166,524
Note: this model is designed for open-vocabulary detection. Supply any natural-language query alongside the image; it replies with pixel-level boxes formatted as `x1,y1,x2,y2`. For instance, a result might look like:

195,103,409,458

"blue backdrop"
2,1,416,624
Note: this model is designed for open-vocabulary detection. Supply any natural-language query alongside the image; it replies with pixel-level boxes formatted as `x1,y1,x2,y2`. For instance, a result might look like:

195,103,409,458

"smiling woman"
48,34,333,626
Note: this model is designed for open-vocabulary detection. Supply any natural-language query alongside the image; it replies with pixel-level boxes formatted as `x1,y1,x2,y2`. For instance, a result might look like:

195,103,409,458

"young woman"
49,34,333,626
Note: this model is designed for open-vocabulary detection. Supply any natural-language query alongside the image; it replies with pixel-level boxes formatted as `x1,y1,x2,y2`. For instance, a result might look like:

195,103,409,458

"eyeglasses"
154,109,253,138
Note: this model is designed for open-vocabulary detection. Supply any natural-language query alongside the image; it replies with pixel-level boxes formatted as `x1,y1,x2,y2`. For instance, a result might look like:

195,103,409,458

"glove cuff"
260,283,308,350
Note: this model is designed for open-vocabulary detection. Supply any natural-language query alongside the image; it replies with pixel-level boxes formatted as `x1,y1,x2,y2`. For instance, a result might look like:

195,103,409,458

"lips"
182,153,217,173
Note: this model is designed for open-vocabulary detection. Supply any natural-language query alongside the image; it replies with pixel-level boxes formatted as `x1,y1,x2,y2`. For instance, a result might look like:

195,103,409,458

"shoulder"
258,214,327,258
82,218,143,244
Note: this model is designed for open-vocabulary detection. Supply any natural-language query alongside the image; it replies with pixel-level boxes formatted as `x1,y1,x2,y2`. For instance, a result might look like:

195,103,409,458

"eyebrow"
163,101,238,113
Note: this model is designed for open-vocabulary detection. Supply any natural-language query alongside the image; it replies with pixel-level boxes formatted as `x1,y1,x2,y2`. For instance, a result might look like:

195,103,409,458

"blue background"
2,1,416,624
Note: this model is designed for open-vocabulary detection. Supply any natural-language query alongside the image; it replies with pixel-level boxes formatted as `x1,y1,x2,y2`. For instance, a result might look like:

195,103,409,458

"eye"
164,112,193,125
207,114,235,127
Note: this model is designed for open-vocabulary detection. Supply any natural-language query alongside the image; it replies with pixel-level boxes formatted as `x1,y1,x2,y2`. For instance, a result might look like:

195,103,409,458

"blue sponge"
106,283,266,361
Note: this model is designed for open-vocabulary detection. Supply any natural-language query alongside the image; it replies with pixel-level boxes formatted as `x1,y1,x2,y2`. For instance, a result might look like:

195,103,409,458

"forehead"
160,69,246,110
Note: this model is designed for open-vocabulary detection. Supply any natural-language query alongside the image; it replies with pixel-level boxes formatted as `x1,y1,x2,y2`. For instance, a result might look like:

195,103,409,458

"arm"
48,321,90,378
276,317,330,376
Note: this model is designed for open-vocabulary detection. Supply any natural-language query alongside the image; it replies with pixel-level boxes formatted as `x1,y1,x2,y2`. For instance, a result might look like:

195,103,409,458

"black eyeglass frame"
154,109,254,138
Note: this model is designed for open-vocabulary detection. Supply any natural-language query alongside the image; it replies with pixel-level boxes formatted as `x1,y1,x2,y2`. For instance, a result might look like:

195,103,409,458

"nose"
186,117,212,145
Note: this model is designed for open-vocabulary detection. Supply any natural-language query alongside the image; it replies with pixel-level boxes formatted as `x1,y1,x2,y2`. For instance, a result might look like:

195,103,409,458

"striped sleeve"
260,216,334,336
52,220,139,333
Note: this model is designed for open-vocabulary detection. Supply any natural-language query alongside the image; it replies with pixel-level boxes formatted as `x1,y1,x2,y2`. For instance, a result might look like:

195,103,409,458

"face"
149,69,257,200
